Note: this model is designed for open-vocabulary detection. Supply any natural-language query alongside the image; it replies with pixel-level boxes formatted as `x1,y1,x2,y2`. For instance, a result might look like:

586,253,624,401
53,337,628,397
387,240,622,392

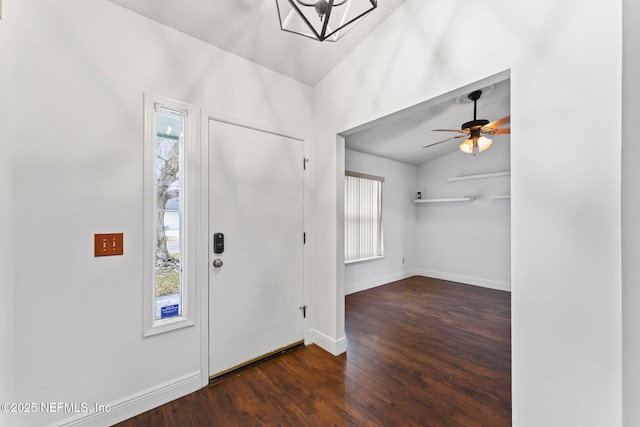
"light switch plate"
94,233,124,257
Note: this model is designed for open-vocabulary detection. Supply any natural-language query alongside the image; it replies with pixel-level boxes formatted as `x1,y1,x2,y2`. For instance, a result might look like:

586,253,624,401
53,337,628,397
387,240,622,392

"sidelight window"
143,94,198,336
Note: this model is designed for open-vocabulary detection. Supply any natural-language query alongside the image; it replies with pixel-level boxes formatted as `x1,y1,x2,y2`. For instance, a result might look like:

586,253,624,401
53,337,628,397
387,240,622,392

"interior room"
343,76,511,295
1,1,639,426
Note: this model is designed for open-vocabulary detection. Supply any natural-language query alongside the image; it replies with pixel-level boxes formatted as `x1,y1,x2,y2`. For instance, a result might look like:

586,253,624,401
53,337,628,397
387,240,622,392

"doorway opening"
340,72,511,295
338,71,512,416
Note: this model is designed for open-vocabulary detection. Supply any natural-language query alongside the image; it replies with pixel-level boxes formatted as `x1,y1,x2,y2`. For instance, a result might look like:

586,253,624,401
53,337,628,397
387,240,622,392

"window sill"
144,316,195,337
345,256,384,265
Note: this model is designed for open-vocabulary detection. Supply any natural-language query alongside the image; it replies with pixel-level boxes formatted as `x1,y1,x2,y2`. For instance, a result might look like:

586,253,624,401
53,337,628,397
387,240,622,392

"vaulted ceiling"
107,0,510,165
107,0,405,87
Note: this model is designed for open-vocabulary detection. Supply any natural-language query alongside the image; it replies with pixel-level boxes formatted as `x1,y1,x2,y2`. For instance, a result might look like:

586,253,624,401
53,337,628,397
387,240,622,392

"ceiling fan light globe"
477,136,493,152
459,139,474,154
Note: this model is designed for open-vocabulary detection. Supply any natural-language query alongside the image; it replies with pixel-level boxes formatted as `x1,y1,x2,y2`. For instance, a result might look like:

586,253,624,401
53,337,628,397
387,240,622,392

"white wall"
0,3,16,425
344,149,417,294
5,1,313,426
416,140,511,291
622,0,640,424
2,0,630,425
312,0,622,425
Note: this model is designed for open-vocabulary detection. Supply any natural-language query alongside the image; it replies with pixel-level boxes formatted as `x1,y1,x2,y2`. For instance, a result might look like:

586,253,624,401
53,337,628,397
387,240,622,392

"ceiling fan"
423,89,510,154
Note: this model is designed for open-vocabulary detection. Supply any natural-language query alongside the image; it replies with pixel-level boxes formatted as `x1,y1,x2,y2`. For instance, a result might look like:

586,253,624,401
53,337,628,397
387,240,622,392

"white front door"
208,118,305,378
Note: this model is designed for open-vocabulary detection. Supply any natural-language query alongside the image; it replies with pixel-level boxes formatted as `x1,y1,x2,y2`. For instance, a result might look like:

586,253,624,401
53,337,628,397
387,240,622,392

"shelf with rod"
413,196,474,204
447,171,510,182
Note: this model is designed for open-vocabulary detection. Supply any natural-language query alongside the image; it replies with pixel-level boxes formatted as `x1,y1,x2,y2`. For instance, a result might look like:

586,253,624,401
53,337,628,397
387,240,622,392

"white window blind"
344,171,384,262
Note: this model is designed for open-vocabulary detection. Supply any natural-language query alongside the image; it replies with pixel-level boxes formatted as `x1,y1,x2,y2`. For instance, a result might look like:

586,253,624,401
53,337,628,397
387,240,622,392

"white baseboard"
49,371,201,427
416,269,511,292
345,269,417,295
309,329,347,356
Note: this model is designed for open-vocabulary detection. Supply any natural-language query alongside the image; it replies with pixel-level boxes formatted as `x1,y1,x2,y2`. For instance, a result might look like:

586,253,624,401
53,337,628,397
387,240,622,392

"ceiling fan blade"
432,129,467,133
492,128,510,134
481,127,510,135
485,115,510,129
423,135,466,148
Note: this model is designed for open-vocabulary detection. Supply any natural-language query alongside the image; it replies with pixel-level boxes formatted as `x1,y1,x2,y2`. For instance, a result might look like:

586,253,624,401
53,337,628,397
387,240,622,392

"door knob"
213,259,223,268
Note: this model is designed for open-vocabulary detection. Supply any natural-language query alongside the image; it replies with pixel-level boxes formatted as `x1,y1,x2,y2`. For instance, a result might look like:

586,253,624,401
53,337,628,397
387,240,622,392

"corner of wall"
0,0,16,414
622,0,640,424
308,329,347,356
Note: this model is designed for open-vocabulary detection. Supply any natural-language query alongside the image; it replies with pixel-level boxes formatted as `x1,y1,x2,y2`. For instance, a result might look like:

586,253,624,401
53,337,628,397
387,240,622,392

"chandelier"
276,0,377,42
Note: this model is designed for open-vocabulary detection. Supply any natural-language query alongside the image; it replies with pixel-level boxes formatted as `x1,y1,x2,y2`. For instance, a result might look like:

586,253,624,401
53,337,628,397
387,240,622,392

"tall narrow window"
144,94,197,336
154,108,184,320
344,171,384,262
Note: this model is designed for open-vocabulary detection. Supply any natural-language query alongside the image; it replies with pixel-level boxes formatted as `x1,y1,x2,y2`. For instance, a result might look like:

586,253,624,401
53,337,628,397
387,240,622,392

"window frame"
344,170,384,263
143,94,199,337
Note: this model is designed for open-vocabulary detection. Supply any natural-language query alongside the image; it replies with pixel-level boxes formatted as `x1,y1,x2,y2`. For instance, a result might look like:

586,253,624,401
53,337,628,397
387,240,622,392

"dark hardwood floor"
115,276,511,426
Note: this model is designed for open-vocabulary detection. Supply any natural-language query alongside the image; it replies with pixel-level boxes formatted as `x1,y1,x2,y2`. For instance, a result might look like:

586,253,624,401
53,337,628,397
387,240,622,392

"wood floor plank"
115,276,511,426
